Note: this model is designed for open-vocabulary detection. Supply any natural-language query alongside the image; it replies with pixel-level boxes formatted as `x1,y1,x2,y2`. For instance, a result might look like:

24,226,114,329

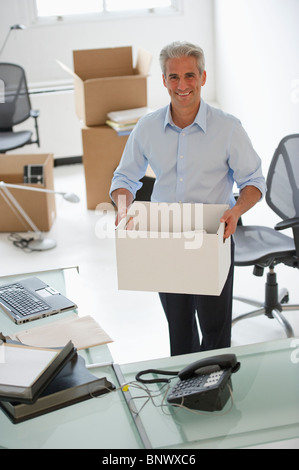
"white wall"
0,0,216,158
1,0,298,182
0,0,216,106
214,0,299,226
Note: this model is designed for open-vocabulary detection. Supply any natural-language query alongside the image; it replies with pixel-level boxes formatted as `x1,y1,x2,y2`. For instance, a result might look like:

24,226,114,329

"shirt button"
180,178,183,182
180,155,184,159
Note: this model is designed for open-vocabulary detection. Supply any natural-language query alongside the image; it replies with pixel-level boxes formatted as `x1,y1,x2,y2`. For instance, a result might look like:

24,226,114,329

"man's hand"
111,188,134,226
220,185,262,239
220,208,240,239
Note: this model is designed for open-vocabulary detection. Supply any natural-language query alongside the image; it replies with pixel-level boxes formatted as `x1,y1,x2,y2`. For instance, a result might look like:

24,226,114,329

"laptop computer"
0,277,77,324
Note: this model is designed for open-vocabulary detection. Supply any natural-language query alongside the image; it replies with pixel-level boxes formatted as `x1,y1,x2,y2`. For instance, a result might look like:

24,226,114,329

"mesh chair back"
266,134,299,220
0,63,31,130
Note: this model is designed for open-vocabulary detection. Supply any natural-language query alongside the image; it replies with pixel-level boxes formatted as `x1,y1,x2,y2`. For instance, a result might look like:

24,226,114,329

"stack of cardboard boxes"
71,46,152,209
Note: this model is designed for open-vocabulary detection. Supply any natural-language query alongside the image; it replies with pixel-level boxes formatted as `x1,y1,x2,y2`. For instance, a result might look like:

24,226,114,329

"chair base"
233,270,299,338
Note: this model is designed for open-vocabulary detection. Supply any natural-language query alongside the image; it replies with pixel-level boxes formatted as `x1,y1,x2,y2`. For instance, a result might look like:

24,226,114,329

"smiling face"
162,55,206,119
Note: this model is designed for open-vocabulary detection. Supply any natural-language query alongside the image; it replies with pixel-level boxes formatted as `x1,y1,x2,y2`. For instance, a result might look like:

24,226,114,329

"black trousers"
159,241,235,356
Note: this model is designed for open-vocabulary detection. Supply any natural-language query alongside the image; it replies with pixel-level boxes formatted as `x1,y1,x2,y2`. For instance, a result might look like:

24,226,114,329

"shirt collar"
195,99,207,133
163,99,207,133
163,106,173,130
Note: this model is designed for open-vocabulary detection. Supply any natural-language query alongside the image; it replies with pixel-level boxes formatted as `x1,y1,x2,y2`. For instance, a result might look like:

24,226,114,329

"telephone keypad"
204,370,224,388
169,370,225,399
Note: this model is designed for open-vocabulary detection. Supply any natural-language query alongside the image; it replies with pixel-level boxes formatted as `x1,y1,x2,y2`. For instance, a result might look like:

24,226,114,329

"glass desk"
116,339,299,449
1,268,298,448
0,267,143,449
0,364,144,449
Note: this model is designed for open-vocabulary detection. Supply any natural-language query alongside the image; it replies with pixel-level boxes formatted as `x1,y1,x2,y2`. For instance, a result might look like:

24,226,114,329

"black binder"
0,340,76,404
0,354,115,423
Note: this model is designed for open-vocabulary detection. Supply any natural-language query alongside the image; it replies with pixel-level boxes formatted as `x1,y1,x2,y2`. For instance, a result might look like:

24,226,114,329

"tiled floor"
1,163,298,364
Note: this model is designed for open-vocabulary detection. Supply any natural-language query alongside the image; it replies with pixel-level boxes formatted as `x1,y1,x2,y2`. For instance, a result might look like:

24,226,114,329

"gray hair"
159,41,205,76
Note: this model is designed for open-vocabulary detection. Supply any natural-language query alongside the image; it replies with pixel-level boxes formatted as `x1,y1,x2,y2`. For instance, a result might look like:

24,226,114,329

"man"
110,41,266,356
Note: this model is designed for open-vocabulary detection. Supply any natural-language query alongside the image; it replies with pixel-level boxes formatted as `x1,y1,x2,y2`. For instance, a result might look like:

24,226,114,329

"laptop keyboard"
0,283,50,316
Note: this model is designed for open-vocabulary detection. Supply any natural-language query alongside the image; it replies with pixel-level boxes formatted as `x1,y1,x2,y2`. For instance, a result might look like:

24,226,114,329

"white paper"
0,345,57,387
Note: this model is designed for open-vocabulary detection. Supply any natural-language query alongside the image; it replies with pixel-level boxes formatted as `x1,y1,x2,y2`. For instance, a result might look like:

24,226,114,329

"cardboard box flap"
217,221,226,239
73,47,134,80
203,204,229,233
135,48,152,76
122,202,228,234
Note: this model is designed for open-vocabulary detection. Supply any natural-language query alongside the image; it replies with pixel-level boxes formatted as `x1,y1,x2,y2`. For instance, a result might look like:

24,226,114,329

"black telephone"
167,354,240,412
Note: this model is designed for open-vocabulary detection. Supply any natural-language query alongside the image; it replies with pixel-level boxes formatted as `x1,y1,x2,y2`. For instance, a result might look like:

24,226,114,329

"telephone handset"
167,354,240,412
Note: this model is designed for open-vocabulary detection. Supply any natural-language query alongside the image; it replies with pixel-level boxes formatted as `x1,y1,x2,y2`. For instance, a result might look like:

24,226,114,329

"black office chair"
233,134,299,337
135,175,155,201
0,63,40,153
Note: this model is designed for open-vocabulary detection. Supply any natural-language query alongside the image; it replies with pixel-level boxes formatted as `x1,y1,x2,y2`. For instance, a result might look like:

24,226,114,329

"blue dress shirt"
110,100,266,207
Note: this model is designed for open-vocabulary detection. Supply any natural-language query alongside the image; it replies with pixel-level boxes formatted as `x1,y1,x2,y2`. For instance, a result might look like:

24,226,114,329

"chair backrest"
0,63,31,130
266,134,299,220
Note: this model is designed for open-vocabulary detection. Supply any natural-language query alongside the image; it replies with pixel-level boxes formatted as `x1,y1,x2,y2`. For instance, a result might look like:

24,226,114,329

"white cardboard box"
115,202,231,296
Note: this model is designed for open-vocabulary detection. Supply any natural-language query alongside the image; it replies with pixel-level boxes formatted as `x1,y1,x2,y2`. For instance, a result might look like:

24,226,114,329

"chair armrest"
275,217,299,231
276,218,299,263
